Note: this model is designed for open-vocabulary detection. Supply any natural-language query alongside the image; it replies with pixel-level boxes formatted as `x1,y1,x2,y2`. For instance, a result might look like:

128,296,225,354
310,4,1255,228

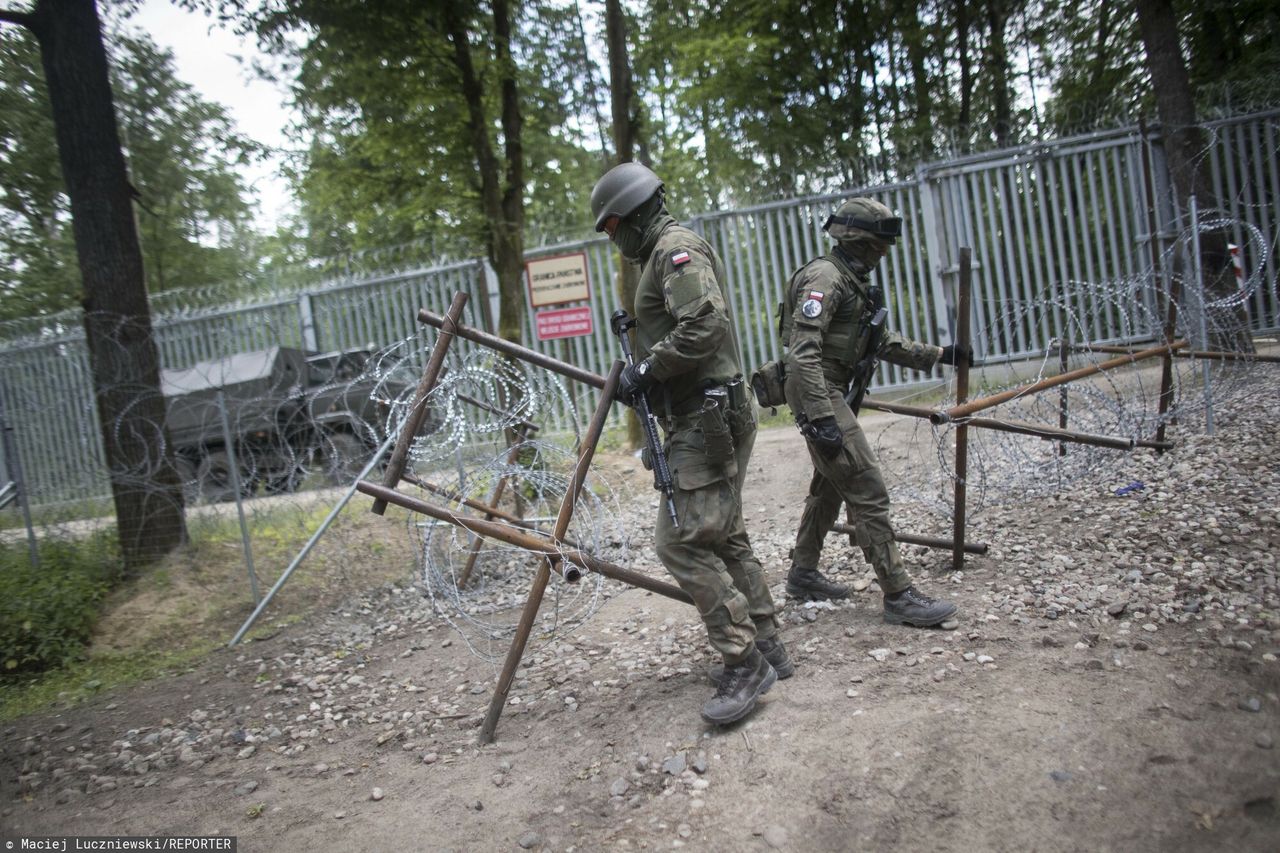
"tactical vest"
778,254,878,382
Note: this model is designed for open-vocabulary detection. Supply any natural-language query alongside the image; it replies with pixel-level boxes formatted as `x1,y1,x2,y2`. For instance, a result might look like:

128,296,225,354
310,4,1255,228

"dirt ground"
3,401,1279,852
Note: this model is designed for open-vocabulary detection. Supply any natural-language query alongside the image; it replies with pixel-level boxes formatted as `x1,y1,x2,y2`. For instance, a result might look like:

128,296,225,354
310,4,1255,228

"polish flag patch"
671,251,691,267
808,291,825,301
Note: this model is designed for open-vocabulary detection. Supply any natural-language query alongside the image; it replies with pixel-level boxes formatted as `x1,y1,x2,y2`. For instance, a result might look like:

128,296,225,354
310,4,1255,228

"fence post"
917,166,955,344
298,292,320,353
479,258,501,334
0,382,39,568
1188,194,1216,435
216,391,261,604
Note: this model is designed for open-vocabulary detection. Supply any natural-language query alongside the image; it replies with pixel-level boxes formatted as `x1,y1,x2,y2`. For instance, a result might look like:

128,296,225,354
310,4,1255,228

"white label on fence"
526,252,590,308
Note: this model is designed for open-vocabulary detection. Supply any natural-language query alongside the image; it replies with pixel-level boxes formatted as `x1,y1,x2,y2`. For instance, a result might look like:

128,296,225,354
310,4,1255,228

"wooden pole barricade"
477,360,623,744
356,480,690,603
829,522,988,555
952,248,973,573
863,398,1138,451
1086,344,1280,363
1141,117,1180,453
930,340,1189,425
419,307,607,389
401,470,585,556
372,291,469,515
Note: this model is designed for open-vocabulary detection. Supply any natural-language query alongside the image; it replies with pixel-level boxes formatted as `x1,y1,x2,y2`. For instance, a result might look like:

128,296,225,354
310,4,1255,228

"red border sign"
535,306,594,341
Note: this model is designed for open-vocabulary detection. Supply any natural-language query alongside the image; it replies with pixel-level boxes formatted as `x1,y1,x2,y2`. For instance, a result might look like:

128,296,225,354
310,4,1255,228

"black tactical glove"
939,344,973,368
616,358,656,406
802,415,844,458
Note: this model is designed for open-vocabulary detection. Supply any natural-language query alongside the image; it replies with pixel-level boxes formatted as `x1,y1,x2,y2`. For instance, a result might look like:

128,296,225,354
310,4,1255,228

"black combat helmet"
591,162,664,232
823,198,902,245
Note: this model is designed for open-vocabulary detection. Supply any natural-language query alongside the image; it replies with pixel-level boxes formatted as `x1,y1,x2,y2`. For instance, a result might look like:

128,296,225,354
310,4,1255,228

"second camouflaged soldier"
591,162,791,725
777,198,965,627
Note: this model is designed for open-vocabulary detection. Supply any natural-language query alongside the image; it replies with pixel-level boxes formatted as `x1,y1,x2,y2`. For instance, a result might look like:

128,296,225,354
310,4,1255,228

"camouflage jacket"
633,216,744,416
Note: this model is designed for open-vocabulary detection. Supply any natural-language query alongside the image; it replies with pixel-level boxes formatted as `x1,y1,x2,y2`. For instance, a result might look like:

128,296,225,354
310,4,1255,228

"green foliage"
1179,0,1280,100
260,0,606,263
0,25,262,322
0,535,121,675
112,32,265,296
1035,0,1150,133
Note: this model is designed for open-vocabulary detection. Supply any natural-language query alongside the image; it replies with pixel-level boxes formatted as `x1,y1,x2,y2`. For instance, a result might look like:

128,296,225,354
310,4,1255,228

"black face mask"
837,238,889,268
612,220,647,262
609,192,666,262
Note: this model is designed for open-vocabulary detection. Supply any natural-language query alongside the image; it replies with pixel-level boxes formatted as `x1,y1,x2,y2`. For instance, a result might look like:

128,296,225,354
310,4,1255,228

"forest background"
0,0,1277,580
3,0,1278,326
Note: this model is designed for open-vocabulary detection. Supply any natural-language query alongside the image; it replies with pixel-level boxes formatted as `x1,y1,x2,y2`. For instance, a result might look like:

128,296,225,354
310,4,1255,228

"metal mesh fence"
0,110,1276,519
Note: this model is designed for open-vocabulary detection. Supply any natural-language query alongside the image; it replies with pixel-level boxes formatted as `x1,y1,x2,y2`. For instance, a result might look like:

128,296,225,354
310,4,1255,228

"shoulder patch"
801,298,823,319
671,251,691,267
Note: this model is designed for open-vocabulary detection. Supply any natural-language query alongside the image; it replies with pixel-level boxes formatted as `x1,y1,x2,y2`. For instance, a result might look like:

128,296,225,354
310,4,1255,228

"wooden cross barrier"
371,291,469,515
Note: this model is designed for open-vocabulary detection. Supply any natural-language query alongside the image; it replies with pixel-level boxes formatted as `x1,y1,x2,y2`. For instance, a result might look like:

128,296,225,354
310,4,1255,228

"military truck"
162,346,413,502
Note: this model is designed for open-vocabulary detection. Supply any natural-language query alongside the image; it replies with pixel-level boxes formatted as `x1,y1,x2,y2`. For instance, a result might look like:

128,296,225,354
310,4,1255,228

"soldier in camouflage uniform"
781,198,966,627
591,162,791,725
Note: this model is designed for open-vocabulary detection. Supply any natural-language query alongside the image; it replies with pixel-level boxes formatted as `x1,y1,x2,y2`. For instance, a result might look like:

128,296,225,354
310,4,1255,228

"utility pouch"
750,360,787,409
724,376,753,438
700,390,735,464
726,376,747,410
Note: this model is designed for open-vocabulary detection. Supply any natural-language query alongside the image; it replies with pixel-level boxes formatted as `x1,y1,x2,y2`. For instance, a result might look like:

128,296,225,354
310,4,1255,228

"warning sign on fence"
535,306,594,341
526,252,590,308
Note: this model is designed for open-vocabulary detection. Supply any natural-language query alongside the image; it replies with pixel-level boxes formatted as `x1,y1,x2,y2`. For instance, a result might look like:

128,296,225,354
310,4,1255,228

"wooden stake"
931,340,1188,425
372,291,469,515
477,360,624,745
952,248,973,573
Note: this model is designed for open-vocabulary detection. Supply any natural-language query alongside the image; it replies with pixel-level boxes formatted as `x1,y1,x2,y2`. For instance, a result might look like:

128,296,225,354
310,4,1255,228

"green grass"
0,644,214,722
0,496,385,721
0,533,120,676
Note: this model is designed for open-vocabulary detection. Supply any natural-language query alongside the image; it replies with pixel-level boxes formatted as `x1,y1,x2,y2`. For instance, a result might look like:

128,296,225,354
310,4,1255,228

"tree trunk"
21,0,186,569
493,0,525,347
1134,0,1250,351
985,0,1013,147
903,10,934,159
605,0,642,449
956,0,973,148
443,1,525,346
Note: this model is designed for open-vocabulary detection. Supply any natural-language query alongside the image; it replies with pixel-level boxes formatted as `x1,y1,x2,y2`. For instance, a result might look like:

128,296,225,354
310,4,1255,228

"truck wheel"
325,433,368,486
198,450,254,503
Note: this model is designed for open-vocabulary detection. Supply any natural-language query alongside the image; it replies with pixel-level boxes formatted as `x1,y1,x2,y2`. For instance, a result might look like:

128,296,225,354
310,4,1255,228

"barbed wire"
875,203,1278,521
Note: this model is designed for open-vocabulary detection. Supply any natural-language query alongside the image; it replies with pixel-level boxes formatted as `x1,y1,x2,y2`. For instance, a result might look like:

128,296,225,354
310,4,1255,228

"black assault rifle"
844,306,888,413
610,310,679,528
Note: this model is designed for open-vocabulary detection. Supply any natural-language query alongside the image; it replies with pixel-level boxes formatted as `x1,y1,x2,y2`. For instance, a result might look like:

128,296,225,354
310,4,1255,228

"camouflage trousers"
787,387,913,595
654,414,780,664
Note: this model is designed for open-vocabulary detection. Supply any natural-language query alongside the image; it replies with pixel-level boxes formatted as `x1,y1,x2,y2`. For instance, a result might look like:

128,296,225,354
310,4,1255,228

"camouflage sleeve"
783,268,838,421
646,245,729,380
878,331,943,372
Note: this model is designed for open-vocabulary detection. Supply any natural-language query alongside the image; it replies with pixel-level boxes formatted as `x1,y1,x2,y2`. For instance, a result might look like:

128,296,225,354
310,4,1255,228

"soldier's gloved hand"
804,415,844,458
939,344,973,367
616,358,656,407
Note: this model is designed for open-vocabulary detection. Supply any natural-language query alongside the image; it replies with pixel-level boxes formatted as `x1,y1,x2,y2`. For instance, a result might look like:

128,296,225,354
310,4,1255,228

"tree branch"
0,8,37,28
